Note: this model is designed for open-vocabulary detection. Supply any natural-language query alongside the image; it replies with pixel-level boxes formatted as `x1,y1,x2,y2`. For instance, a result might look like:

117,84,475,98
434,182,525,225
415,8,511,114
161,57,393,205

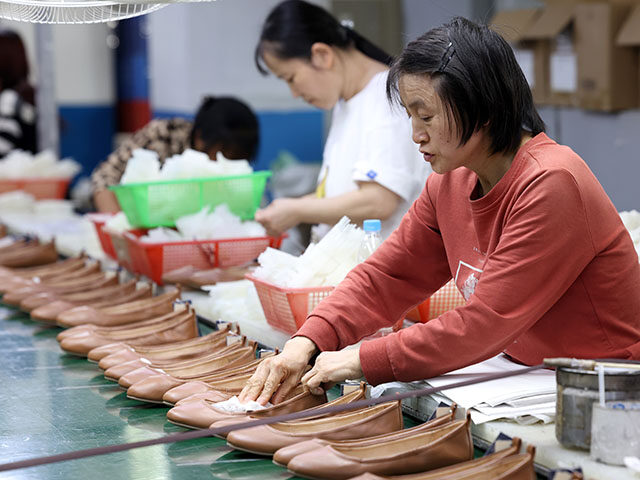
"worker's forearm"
93,189,121,213
296,184,400,226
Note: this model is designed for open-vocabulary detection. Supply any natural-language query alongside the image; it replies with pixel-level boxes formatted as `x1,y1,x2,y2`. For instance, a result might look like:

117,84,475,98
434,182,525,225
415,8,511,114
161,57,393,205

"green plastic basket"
109,171,271,228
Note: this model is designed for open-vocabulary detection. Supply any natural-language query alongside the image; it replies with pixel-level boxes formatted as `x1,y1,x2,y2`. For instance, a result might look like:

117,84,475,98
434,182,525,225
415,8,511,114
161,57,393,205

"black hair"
0,30,35,105
387,17,545,156
190,96,259,160
255,0,392,75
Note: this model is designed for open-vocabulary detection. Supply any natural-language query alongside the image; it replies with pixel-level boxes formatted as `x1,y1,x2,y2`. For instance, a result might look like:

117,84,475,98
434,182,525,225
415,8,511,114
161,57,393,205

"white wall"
0,20,115,106
146,0,329,114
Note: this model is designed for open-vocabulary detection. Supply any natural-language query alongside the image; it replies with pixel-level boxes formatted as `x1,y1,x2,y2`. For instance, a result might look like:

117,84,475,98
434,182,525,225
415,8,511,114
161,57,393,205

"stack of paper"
372,354,556,425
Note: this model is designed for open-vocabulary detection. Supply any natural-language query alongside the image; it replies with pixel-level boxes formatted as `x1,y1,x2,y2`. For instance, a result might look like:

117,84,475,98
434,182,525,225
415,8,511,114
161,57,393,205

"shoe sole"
287,469,325,480
225,441,273,456
126,394,166,404
167,419,204,430
61,350,89,358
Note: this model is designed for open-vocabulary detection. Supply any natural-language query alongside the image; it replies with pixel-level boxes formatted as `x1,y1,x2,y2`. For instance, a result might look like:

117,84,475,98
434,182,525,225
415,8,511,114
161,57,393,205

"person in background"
91,96,259,212
253,0,430,241
240,17,640,405
0,30,37,157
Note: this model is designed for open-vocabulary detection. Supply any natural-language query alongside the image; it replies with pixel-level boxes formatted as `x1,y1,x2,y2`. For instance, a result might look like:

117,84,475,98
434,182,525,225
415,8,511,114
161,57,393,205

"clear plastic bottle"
358,219,382,262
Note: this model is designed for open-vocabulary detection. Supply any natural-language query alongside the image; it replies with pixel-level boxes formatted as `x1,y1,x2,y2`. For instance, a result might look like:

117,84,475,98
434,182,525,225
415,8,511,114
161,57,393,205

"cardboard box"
522,2,577,107
575,2,637,111
616,4,640,107
489,9,546,104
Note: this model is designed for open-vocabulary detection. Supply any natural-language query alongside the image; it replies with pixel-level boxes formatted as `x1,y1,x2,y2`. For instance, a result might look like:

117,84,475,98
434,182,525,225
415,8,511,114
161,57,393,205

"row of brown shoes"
1,253,545,480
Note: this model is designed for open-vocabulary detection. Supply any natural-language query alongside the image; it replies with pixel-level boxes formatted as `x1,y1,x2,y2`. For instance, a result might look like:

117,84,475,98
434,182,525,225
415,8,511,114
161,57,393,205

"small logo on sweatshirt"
455,261,483,301
366,170,378,180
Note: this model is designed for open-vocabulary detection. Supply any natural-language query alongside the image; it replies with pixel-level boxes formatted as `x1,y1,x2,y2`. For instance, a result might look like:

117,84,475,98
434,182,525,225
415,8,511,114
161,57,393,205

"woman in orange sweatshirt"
240,17,640,405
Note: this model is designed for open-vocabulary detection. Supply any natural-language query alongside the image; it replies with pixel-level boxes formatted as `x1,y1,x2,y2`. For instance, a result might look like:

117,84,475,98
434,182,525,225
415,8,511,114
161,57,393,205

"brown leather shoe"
163,265,256,289
57,303,188,343
273,405,458,467
15,263,105,310
56,288,181,328
163,352,280,406
225,401,403,456
433,445,535,480
166,385,327,430
102,334,231,380
0,240,58,268
59,311,199,357
286,414,473,479
34,283,152,326
21,276,136,313
2,267,108,306
344,438,524,480
127,370,255,404
90,324,232,365
24,276,140,312
209,382,368,439
118,342,254,388
0,255,87,293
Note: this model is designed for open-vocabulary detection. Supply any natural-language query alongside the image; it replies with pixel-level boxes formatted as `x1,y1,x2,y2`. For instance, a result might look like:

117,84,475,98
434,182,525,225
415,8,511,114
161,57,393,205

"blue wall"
58,106,323,182
59,105,115,180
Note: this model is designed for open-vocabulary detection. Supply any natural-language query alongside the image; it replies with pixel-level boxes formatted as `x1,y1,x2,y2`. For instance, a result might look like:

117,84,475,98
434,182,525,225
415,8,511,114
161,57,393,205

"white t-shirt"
313,70,431,240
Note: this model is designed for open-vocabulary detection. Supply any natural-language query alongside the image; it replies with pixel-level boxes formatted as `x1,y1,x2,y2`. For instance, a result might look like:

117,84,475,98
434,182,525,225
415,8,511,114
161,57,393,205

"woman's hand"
238,336,318,405
301,347,363,395
254,198,302,237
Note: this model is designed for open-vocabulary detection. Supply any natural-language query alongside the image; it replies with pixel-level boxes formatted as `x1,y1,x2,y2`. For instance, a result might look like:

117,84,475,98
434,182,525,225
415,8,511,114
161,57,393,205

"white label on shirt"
455,261,483,301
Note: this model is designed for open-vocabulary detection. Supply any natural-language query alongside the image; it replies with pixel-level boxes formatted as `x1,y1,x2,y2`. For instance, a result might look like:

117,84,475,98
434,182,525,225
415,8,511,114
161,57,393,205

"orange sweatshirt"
296,133,640,385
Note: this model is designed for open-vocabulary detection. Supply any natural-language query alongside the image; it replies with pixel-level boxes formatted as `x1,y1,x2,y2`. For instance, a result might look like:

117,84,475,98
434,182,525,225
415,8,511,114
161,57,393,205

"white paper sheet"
420,354,556,409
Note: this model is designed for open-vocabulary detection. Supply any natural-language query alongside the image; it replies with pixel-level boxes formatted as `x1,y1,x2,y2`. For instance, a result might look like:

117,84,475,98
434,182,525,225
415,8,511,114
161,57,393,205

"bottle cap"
363,219,381,233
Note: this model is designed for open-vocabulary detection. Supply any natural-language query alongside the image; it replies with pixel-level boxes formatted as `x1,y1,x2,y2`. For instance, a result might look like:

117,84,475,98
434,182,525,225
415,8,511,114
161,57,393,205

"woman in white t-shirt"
254,0,430,240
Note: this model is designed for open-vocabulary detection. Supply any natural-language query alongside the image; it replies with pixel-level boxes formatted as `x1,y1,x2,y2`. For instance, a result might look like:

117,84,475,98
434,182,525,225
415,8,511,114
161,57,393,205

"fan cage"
0,0,211,24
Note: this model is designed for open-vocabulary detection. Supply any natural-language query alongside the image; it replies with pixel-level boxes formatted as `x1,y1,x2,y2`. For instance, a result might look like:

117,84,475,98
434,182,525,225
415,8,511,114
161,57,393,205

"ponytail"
344,27,393,66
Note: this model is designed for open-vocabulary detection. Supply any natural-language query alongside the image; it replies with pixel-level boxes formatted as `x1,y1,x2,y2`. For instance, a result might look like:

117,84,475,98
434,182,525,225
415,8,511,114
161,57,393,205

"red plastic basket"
246,274,335,334
106,228,147,272
406,279,466,323
0,177,71,199
124,233,285,285
86,213,117,261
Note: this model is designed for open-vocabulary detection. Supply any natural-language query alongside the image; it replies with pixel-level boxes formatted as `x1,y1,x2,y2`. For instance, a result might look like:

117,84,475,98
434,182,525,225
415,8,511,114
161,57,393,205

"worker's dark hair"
190,96,259,160
387,17,545,155
0,30,35,105
255,0,392,75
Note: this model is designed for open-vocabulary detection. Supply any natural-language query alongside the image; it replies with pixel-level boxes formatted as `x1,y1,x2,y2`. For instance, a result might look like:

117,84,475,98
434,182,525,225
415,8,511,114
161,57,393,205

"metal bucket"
556,367,640,449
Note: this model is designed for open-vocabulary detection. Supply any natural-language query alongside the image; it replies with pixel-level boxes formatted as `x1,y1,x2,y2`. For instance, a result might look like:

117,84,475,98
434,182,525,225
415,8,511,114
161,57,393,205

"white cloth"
313,71,431,240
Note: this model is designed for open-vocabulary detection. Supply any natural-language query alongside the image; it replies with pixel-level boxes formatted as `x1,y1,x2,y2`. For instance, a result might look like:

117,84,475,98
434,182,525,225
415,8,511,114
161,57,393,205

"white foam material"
120,149,252,185
103,212,133,233
139,205,266,243
252,216,365,287
0,150,80,178
212,395,272,413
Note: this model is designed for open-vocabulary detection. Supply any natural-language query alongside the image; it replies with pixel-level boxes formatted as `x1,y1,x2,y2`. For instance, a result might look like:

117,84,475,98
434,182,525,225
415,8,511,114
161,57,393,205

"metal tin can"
556,366,640,449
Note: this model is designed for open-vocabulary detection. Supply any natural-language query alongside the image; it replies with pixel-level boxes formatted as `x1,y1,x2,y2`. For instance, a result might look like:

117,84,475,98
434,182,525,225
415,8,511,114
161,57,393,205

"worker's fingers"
256,364,289,405
238,361,272,402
